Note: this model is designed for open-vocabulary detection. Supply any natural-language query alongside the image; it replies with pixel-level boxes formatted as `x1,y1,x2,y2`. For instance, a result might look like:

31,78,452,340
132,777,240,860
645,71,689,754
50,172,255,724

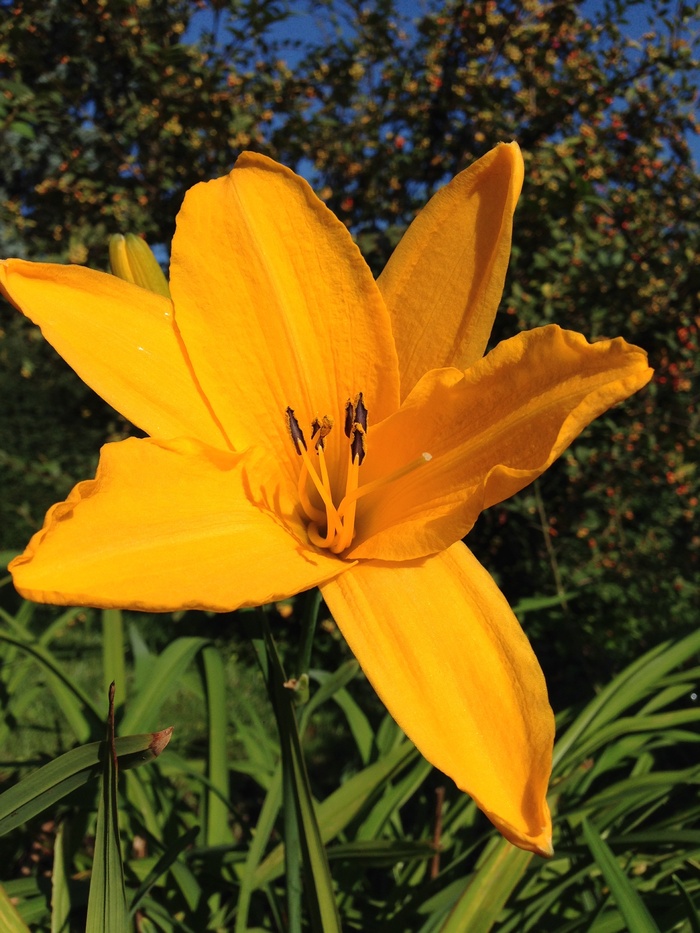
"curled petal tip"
496,821,554,858
537,836,555,859
485,795,554,858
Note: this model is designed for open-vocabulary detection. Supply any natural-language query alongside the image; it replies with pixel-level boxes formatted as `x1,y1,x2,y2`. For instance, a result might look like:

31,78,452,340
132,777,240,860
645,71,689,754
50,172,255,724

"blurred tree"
0,0,299,260
1,0,698,699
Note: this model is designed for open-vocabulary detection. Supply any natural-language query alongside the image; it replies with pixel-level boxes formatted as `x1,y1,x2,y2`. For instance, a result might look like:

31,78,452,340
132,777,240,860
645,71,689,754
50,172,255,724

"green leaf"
254,740,418,885
581,818,661,933
50,821,72,933
302,663,374,765
262,621,341,933
128,826,199,918
102,609,126,714
300,661,361,730
234,767,283,933
120,637,210,734
0,729,172,835
0,886,31,933
86,685,128,933
437,837,533,933
356,753,431,841
672,875,700,933
554,629,700,771
0,631,102,741
201,645,231,847
327,838,435,865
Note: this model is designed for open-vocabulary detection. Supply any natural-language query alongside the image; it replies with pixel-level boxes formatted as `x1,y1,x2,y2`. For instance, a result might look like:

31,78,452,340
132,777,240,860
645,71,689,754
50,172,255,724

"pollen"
286,396,431,555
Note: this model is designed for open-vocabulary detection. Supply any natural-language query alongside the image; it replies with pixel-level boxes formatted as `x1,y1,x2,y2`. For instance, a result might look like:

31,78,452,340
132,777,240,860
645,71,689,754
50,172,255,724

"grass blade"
554,629,700,770
0,730,172,835
581,817,661,933
120,637,209,734
254,739,417,885
0,632,102,740
85,684,128,933
262,620,341,933
0,885,31,933
672,875,700,933
437,837,532,933
201,644,231,847
50,821,72,933
234,766,283,933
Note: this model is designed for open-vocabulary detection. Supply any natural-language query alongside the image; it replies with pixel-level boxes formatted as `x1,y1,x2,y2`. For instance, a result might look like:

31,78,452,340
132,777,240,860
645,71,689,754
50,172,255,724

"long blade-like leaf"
254,740,418,886
262,623,341,933
581,817,660,933
438,837,532,933
86,684,128,933
50,821,72,933
0,885,31,933
120,637,210,734
0,730,172,835
201,645,230,847
554,629,700,769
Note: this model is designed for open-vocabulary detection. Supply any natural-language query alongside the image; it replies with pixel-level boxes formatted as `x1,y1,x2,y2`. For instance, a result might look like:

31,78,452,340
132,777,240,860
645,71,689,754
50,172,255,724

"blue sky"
186,0,698,166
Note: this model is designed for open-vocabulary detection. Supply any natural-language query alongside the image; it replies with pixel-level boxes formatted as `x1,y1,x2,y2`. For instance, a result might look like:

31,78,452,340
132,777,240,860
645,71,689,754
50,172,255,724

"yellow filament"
338,453,432,516
307,520,337,548
298,445,343,539
297,461,325,525
331,452,360,554
306,448,343,547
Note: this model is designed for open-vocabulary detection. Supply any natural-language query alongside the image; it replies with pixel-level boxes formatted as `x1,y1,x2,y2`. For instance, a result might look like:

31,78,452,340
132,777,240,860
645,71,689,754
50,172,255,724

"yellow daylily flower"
0,143,652,857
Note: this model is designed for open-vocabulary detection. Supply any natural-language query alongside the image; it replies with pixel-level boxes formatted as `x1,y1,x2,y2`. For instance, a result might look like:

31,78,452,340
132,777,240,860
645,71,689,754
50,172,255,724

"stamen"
286,395,391,555
311,414,334,451
286,407,307,454
297,461,325,525
317,447,343,538
288,407,337,529
338,453,432,516
344,399,354,438
297,443,343,538
307,520,337,548
354,392,368,433
331,450,360,553
350,423,366,465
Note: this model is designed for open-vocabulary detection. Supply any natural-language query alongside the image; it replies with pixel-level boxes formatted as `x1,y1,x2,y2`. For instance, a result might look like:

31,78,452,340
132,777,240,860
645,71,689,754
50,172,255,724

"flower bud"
109,233,170,298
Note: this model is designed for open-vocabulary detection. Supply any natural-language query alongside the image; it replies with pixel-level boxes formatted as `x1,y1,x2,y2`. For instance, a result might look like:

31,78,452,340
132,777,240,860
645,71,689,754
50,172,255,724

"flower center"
285,393,431,555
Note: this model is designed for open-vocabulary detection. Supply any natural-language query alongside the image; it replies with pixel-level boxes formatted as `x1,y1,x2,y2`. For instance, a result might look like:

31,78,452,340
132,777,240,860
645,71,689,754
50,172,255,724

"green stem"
533,479,568,612
101,609,125,714
297,588,322,679
282,746,304,933
256,608,303,933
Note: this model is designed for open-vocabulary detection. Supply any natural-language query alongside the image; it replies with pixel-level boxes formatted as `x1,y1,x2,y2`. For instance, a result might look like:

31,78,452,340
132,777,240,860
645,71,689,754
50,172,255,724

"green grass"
1,572,698,931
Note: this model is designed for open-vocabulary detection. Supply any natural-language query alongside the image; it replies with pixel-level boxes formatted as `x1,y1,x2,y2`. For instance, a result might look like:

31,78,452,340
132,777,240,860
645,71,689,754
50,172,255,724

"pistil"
286,398,430,555
337,452,432,514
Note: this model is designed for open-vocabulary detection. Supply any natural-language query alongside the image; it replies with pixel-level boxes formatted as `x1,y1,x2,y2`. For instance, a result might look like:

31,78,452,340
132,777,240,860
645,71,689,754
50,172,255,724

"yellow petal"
0,260,226,447
169,152,400,488
321,541,554,856
349,326,653,560
378,142,524,397
10,437,343,611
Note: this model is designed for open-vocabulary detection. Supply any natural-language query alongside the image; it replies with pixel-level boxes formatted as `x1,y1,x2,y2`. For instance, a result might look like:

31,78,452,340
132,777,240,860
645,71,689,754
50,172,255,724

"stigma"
285,394,431,555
